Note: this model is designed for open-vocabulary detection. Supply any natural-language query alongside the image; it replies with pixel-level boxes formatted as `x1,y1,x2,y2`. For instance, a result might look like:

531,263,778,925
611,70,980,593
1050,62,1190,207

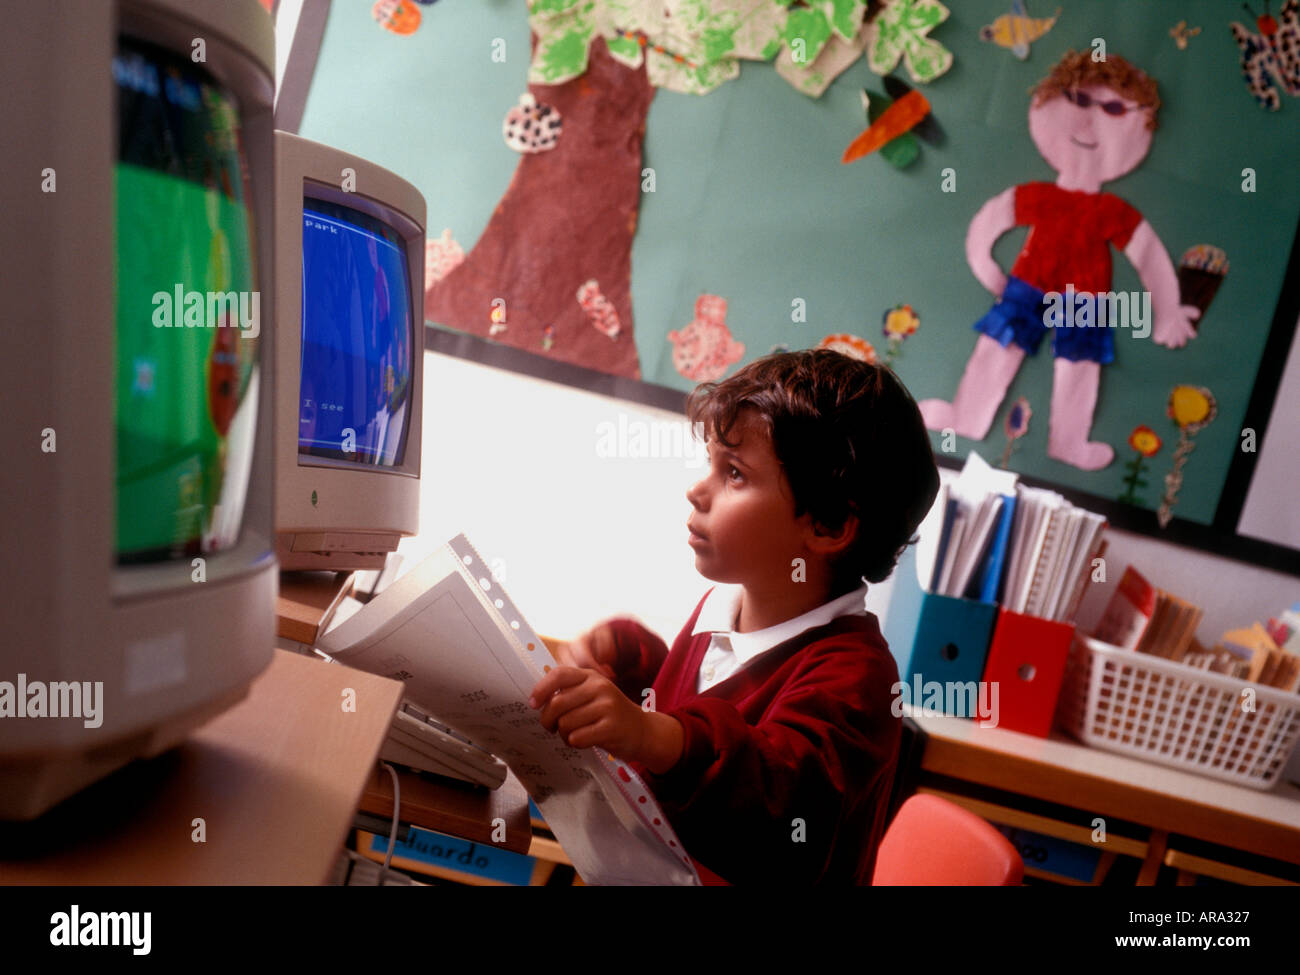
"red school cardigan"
608,590,902,886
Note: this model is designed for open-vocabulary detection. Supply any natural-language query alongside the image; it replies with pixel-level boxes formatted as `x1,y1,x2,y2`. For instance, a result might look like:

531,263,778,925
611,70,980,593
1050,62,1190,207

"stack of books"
915,453,1107,623
1093,573,1300,692
1092,566,1201,659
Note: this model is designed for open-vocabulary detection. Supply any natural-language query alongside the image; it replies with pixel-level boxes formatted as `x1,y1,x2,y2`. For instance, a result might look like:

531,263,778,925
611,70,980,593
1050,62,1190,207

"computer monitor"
0,0,277,819
274,132,425,571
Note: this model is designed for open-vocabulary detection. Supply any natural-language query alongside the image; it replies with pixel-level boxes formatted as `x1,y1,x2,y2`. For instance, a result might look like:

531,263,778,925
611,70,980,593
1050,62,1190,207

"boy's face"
1028,84,1154,186
685,410,816,587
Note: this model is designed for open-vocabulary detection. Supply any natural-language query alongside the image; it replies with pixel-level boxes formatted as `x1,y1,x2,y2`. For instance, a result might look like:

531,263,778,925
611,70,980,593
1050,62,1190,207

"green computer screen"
113,37,260,564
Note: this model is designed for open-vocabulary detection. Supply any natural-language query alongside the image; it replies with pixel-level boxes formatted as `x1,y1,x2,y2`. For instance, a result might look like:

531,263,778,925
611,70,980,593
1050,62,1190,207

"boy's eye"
727,465,744,482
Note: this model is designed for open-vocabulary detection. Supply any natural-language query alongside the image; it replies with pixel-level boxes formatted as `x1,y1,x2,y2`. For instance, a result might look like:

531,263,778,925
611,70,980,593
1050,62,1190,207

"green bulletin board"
294,0,1300,568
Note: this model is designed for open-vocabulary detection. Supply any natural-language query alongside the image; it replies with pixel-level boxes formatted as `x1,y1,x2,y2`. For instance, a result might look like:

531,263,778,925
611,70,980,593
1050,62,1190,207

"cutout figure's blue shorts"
972,276,1113,364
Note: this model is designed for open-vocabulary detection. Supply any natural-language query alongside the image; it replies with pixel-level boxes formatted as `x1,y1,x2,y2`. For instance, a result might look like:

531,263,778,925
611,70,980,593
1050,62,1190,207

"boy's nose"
686,478,708,510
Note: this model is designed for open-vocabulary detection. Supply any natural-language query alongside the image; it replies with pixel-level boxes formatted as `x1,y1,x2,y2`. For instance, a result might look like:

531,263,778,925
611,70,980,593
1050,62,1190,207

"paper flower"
1167,384,1217,433
879,304,919,365
883,303,920,338
1118,424,1162,505
1127,425,1162,457
865,0,954,84
998,396,1031,468
372,0,421,35
818,333,877,363
1157,385,1217,527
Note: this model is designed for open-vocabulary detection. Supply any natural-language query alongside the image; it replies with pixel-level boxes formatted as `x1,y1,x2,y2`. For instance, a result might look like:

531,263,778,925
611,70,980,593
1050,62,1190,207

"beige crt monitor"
0,0,277,819
274,132,425,571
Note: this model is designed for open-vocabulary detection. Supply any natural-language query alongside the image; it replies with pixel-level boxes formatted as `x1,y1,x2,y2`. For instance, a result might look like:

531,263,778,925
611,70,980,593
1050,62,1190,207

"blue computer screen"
299,199,412,466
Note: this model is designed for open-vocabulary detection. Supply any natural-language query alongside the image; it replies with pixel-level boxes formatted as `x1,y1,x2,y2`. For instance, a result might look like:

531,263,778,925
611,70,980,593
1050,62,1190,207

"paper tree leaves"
527,0,952,98
865,0,953,83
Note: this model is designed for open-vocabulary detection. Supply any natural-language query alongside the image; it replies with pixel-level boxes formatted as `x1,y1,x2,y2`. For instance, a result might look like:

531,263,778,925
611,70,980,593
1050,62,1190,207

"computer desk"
276,573,534,859
0,650,403,884
903,706,1300,885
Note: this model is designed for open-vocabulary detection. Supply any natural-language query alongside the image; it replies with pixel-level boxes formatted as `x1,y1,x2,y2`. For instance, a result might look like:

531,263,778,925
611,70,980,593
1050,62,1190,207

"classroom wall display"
285,0,1300,574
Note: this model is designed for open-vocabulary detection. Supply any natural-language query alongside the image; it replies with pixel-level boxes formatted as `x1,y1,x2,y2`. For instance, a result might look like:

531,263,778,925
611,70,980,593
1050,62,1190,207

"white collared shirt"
692,582,871,694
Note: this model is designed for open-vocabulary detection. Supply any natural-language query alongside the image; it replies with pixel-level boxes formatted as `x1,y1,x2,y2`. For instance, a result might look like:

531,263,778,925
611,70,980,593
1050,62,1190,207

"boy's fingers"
529,666,587,708
590,626,620,669
536,676,601,728
555,702,607,743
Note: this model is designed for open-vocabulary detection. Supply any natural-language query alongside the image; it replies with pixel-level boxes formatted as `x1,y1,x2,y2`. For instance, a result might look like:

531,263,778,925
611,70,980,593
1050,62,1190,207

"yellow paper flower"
883,304,920,339
1167,385,1217,433
1128,425,1162,457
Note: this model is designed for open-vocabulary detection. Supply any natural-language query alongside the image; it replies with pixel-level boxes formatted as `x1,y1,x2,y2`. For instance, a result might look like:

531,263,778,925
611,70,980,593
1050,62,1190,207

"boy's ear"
806,512,859,558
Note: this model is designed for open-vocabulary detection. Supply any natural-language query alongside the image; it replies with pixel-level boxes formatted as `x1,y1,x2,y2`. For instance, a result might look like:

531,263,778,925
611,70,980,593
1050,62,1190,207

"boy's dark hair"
686,350,940,593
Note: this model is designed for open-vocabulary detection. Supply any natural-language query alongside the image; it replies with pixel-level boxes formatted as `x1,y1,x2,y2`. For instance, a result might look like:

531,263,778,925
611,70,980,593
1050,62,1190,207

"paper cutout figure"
816,333,876,363
980,1,1059,61
668,295,744,381
577,279,622,340
917,51,1202,471
503,93,564,154
881,303,920,364
1231,1,1300,110
372,0,421,36
1169,20,1201,50
844,76,942,167
865,0,954,84
1118,424,1161,505
1157,385,1216,527
425,229,465,290
998,396,1031,469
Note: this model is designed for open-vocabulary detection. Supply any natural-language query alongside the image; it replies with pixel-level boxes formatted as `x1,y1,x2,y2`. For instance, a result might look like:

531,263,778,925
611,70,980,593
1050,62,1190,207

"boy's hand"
552,623,620,681
529,666,683,774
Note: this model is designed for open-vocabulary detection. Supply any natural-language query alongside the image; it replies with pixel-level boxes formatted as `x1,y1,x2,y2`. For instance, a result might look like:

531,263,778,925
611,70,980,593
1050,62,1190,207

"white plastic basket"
1057,634,1300,789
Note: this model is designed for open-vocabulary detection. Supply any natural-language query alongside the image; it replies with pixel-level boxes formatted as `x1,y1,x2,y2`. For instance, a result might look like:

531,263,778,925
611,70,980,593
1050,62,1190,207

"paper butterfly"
1230,0,1300,110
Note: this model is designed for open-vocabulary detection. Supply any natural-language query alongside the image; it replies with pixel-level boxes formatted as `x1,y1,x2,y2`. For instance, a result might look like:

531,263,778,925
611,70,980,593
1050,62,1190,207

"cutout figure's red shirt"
608,591,902,886
1010,182,1143,294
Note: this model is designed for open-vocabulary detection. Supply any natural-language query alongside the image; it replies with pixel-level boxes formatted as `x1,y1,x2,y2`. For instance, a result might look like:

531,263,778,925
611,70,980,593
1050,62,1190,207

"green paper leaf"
879,130,919,167
825,0,864,40
701,26,736,63
782,7,833,66
605,32,644,63
534,27,594,82
866,0,952,83
529,0,581,13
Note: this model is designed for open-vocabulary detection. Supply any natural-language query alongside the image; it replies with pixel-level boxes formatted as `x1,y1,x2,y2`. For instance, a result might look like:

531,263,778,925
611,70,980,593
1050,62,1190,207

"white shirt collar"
691,581,870,666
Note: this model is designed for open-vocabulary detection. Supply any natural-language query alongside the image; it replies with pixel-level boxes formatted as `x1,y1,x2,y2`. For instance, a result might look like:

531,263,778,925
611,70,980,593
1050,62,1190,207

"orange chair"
872,793,1024,885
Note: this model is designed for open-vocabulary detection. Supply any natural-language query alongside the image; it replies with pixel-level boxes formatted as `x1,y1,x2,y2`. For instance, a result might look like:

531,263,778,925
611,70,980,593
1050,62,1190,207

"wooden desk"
905,706,1300,880
0,650,403,884
277,570,355,645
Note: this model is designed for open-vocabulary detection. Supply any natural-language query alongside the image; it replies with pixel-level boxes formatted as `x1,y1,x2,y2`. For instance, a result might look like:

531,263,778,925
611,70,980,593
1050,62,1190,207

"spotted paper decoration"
576,279,621,340
503,93,563,154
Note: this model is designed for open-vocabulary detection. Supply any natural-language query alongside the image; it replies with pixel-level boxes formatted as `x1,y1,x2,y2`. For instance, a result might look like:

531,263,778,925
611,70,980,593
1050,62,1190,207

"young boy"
529,350,940,884
918,51,1200,471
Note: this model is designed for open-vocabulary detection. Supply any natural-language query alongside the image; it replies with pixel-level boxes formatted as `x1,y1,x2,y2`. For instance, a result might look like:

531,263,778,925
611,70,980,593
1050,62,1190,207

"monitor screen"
298,199,412,468
113,36,261,565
